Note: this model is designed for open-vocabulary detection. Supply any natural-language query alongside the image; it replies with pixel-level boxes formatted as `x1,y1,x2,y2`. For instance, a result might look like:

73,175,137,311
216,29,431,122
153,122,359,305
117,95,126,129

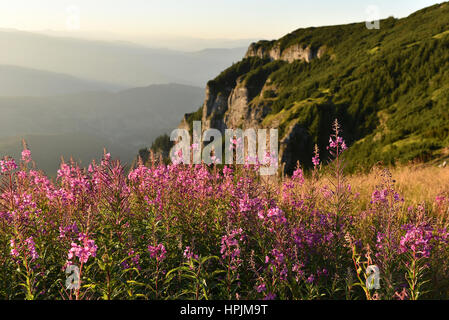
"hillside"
175,2,449,174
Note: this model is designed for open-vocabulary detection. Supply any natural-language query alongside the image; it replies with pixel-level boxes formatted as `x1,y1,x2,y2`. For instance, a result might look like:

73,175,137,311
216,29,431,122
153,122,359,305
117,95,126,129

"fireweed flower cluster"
1,121,449,300
148,244,167,262
121,249,141,270
10,236,39,262
68,233,98,264
220,228,244,270
0,157,17,173
21,149,32,163
312,145,320,168
371,189,404,204
328,136,347,151
183,246,199,260
398,224,446,259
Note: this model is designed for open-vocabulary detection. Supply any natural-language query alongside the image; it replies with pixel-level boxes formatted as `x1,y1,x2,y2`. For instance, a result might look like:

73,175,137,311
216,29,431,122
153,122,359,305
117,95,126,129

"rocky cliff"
178,38,328,173
245,41,326,63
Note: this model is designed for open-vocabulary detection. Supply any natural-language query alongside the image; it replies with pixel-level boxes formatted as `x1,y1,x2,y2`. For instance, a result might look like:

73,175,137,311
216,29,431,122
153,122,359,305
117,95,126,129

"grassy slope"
348,164,449,209
203,2,449,173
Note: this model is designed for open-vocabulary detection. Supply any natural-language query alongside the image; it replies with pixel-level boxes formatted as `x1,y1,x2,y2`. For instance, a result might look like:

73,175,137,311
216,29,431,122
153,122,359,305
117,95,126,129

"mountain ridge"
0,29,247,88
0,64,125,96
173,2,449,173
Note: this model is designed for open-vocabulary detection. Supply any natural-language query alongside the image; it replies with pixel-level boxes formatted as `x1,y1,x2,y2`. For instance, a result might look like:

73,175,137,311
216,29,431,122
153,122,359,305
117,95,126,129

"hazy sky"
0,0,441,40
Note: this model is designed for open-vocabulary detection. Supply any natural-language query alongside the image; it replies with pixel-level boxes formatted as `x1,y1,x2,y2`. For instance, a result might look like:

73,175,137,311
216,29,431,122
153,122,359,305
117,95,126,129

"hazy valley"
0,83,204,174
0,30,250,173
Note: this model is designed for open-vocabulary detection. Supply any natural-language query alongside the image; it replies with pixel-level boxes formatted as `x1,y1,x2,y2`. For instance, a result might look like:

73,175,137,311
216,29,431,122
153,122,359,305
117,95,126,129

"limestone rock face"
245,42,326,63
279,121,310,174
178,114,192,131
177,40,322,174
186,39,326,131
224,79,249,129
245,42,281,61
189,77,303,174
201,85,228,133
226,81,272,130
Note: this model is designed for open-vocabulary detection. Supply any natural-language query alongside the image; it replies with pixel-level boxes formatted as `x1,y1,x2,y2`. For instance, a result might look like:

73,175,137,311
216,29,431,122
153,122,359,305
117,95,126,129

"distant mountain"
0,30,247,88
0,65,124,96
0,83,205,174
37,31,256,51
176,2,449,173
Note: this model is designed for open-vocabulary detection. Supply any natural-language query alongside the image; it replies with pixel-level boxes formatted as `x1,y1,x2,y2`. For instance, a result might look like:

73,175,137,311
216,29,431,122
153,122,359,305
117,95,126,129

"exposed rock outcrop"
279,121,310,174
201,85,228,133
223,78,267,129
245,42,326,63
179,113,193,131
178,40,319,174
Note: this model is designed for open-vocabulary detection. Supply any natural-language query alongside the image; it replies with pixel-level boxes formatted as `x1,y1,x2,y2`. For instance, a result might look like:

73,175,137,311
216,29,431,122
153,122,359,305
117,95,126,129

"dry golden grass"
347,164,449,206
273,162,449,215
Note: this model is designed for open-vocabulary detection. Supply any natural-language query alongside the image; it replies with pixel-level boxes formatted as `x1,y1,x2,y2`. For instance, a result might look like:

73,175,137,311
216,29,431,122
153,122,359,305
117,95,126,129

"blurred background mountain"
0,30,250,174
